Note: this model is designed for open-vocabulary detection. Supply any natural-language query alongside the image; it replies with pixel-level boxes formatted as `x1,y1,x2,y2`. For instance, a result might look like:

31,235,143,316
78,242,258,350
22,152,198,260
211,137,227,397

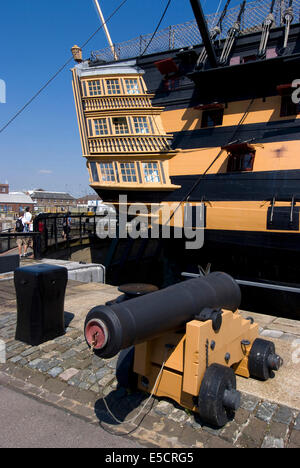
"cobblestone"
256,401,278,423
240,394,260,412
294,413,300,431
261,436,285,448
47,367,64,378
154,400,174,416
59,368,79,382
290,430,300,446
273,406,294,426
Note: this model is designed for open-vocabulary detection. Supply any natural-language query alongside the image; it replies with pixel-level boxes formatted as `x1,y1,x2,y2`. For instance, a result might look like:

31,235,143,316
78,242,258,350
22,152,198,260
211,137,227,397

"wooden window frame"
119,161,140,183
141,161,162,183
124,78,141,95
111,117,130,135
86,79,102,97
89,118,109,136
132,116,151,135
98,162,117,182
201,108,224,128
89,162,100,182
280,94,300,117
105,78,122,95
227,151,255,173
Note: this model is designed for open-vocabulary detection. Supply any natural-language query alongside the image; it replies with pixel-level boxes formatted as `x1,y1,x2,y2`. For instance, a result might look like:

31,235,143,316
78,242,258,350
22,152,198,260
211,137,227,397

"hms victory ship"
71,0,300,316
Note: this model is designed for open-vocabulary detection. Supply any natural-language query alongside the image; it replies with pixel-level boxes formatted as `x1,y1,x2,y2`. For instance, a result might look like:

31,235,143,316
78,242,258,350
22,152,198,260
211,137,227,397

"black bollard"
14,264,68,346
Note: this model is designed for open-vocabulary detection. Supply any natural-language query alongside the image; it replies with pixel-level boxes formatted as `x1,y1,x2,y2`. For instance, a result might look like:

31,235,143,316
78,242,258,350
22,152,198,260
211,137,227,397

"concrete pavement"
0,383,143,448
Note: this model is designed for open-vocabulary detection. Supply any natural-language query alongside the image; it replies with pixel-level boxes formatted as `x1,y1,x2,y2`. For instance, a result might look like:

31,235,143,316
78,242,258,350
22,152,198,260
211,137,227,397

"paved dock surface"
0,384,143,448
0,265,300,448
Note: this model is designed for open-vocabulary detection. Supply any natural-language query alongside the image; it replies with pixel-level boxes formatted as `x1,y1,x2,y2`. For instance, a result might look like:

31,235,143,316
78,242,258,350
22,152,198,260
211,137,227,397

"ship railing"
83,95,153,112
88,135,172,154
91,0,300,62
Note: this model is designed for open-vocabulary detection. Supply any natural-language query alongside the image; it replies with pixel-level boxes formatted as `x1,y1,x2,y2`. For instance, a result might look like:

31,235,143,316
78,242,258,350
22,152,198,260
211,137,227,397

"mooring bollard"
14,264,68,346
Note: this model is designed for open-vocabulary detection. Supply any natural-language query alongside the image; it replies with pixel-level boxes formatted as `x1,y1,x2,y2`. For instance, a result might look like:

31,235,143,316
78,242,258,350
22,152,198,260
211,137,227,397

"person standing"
16,211,25,258
21,207,32,257
23,207,32,233
62,212,71,240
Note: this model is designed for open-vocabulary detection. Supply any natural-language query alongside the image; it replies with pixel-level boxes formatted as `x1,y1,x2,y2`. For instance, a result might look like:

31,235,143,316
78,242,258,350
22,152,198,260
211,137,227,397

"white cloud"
38,169,53,174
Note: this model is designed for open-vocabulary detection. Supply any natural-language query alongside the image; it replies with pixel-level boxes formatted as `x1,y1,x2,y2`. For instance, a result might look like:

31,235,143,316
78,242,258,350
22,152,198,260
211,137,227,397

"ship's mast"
190,0,219,68
92,0,118,60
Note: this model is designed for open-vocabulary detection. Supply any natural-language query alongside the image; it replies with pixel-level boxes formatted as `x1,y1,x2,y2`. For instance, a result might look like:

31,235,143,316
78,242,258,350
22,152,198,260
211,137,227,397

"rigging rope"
219,0,246,65
140,0,172,57
258,0,276,57
197,0,232,69
0,0,129,136
283,0,294,49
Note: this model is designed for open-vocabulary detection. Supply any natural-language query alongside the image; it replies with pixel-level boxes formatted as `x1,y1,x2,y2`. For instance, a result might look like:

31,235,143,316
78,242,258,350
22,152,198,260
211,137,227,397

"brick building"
0,184,9,194
0,186,34,216
28,189,77,213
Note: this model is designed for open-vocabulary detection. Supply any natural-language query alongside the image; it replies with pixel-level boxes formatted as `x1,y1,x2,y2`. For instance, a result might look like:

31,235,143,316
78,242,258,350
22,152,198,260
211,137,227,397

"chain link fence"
91,0,300,62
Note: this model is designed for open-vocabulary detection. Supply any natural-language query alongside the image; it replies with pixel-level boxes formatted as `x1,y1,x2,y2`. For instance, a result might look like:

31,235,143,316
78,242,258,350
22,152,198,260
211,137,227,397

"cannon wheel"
116,346,138,391
198,363,240,428
248,338,278,381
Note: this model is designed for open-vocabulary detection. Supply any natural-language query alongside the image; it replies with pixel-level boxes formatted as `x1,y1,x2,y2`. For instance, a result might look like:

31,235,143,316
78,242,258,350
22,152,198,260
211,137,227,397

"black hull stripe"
205,229,300,251
171,119,300,149
169,170,300,202
95,170,300,203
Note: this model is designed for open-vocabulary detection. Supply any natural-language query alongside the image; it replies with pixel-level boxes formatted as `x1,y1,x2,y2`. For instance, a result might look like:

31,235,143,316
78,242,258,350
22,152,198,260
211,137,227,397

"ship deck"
0,258,299,448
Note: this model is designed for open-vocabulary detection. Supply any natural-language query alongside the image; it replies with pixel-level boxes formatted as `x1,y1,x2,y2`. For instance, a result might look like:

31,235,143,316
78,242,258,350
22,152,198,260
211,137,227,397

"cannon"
84,272,283,427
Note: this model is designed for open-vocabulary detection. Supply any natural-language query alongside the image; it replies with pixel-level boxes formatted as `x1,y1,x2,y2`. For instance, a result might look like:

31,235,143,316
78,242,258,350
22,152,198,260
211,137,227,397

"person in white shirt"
21,207,33,257
23,207,32,232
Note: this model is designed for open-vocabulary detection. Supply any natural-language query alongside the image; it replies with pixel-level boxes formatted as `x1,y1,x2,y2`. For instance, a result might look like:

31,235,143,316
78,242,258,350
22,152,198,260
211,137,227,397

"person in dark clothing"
62,212,71,240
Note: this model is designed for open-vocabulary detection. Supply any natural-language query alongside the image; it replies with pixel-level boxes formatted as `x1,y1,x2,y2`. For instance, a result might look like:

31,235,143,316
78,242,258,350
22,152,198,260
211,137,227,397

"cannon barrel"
84,272,241,358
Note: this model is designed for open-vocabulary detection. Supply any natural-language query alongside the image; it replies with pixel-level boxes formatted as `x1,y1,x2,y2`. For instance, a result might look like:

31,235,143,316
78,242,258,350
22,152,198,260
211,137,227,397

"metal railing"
32,212,117,258
0,231,41,257
91,0,300,62
0,229,17,254
0,213,117,258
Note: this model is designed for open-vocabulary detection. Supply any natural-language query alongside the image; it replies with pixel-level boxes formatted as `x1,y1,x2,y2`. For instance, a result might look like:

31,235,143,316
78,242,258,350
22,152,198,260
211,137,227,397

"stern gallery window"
106,79,121,95
120,163,137,182
88,80,102,96
133,117,150,134
143,162,161,183
99,163,116,182
125,79,140,94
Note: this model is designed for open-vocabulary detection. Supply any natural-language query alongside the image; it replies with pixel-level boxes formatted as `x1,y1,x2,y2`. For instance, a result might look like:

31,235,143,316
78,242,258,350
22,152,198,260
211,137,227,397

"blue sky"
0,0,243,196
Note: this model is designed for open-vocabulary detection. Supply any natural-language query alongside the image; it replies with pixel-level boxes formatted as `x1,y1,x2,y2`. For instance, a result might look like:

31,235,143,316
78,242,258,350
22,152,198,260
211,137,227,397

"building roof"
0,192,34,204
29,191,76,201
77,195,102,203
